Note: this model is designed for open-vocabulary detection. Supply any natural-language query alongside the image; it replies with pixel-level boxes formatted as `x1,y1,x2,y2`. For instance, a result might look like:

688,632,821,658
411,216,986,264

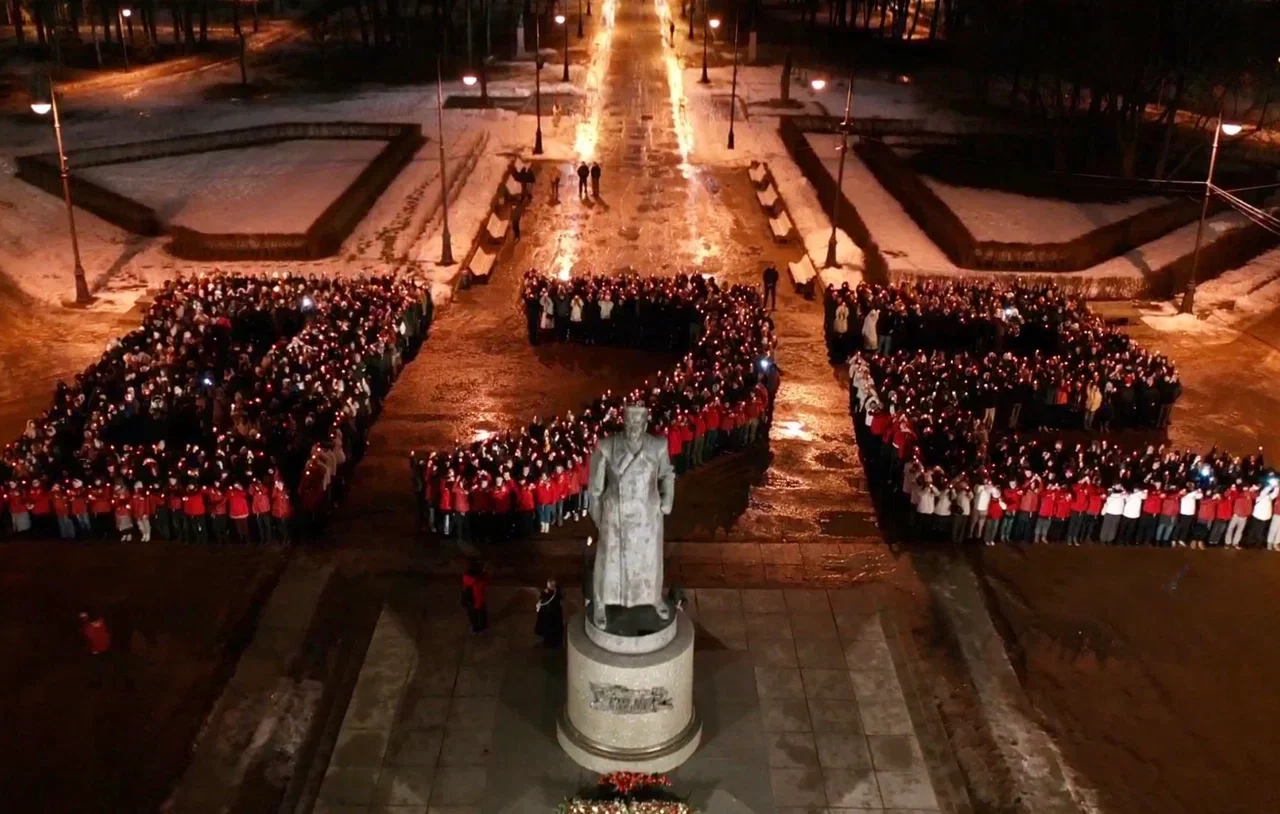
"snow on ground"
806,132,955,274
0,71,585,309
79,139,387,232
1139,246,1280,338
917,172,1172,244
675,64,861,285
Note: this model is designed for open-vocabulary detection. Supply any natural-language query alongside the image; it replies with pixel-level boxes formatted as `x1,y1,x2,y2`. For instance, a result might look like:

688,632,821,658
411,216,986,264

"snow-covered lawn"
79,139,388,233
918,173,1172,244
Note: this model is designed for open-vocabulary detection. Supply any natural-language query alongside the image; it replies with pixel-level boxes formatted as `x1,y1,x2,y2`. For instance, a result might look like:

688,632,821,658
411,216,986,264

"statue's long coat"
588,432,675,608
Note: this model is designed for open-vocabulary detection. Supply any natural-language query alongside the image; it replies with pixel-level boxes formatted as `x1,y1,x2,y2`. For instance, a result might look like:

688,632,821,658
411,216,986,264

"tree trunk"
182,0,195,49
908,0,922,39
1154,73,1184,179
232,0,240,35
199,0,208,44
368,0,383,47
10,0,25,44
780,50,791,102
170,0,182,45
353,0,369,47
878,0,888,36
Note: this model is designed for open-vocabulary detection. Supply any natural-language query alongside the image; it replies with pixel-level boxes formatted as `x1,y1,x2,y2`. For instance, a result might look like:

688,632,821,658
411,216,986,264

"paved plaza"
313,584,966,814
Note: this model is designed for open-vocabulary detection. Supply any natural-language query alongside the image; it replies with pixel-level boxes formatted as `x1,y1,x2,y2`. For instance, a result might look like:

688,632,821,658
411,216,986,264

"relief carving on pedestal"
589,682,674,714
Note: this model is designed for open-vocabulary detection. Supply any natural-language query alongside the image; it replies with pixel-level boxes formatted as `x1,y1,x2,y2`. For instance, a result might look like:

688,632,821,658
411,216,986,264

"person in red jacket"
450,477,470,543
493,474,516,542
1139,487,1162,545
535,471,556,533
206,482,229,544
146,486,165,542
52,484,75,540
515,477,537,537
703,401,722,458
183,485,207,543
228,483,251,543
1033,484,1057,544
1084,482,1105,544
575,455,591,519
1156,488,1180,546
666,421,685,475
166,479,185,542
690,410,707,467
1000,483,1023,543
984,489,1004,546
271,474,293,545
471,474,493,543
70,480,91,538
1193,490,1218,549
552,463,569,527
437,474,454,537
1051,486,1072,543
113,485,134,543
27,480,53,537
250,480,272,544
1226,485,1255,548
1066,479,1090,545
461,560,490,633
1211,487,1235,547
90,478,113,540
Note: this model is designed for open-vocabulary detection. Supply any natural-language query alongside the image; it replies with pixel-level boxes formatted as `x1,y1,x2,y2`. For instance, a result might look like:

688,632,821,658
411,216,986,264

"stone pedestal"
558,612,701,774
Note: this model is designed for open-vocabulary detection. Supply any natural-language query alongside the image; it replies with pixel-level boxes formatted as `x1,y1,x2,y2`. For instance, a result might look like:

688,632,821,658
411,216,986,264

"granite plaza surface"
312,584,965,814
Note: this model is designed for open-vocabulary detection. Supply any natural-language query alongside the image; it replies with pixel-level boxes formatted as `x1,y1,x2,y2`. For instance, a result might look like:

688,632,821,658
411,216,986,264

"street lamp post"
118,7,132,70
727,3,740,149
435,56,455,266
556,14,569,82
700,16,719,84
534,17,544,154
824,69,854,269
1181,112,1242,314
578,0,584,37
587,0,592,15
30,77,92,305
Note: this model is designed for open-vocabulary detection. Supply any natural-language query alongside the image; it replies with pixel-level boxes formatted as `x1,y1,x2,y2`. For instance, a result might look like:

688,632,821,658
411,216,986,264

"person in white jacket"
970,479,998,541
1174,487,1202,548
1268,488,1280,551
915,477,938,537
1100,486,1126,544
1119,487,1146,545
1249,483,1279,548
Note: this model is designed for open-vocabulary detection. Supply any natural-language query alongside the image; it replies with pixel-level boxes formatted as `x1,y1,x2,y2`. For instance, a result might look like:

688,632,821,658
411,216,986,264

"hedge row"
855,137,1230,272
17,122,425,262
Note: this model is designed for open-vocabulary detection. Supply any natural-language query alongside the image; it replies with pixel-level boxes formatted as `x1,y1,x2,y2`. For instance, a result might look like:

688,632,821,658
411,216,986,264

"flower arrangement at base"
556,772,701,814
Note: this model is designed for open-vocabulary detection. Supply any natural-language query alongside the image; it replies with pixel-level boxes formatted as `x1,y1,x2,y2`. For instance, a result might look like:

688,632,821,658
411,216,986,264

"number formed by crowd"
409,270,781,543
1,272,433,544
843,280,1280,550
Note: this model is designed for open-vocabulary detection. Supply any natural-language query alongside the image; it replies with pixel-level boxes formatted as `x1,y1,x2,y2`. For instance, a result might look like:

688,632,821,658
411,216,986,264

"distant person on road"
590,162,602,197
761,264,779,310
669,20,675,45
552,172,561,204
577,162,590,198
512,203,524,242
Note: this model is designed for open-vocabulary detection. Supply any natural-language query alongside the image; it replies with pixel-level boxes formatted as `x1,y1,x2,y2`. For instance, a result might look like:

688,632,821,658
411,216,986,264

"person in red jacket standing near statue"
461,560,490,633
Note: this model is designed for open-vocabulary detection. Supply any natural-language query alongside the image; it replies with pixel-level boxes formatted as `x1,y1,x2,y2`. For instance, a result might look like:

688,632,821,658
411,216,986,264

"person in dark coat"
590,162,602,198
462,560,490,633
762,265,779,310
534,578,564,647
577,163,589,198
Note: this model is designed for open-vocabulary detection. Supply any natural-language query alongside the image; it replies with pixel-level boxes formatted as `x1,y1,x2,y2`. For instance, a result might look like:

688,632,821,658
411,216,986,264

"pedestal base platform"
557,612,701,774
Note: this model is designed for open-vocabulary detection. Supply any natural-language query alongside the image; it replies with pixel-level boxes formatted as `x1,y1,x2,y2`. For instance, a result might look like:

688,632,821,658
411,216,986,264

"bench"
748,162,769,188
788,254,818,298
755,184,779,213
465,247,498,284
485,212,509,243
768,211,794,242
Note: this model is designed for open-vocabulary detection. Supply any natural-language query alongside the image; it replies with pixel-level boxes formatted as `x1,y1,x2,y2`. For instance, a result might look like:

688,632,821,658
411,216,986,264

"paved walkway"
311,584,965,814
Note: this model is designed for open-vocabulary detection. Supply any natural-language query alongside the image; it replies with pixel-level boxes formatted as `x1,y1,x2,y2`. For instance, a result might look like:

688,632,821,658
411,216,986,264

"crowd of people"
829,280,1182,431
1,272,432,543
410,270,780,543
844,280,1280,549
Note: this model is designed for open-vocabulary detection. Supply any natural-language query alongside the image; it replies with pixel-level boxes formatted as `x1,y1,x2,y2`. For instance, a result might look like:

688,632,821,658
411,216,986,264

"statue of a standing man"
587,404,676,632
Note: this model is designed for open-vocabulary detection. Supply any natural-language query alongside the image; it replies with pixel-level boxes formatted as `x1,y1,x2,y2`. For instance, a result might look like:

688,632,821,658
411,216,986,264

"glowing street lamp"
534,18,544,155
30,74,92,305
462,74,477,86
700,16,720,84
727,4,740,149
823,70,854,268
118,7,132,70
556,14,569,82
810,78,827,91
435,56,455,266
1181,113,1244,313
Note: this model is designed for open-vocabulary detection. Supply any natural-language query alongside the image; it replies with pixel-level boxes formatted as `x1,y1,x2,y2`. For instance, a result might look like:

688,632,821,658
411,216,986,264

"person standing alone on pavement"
512,202,524,242
462,560,490,633
590,162,602,198
552,171,561,204
535,578,564,647
762,264,779,310
577,162,590,198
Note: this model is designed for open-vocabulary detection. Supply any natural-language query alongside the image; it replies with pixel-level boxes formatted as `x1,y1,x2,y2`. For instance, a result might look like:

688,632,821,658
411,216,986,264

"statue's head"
623,404,649,442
